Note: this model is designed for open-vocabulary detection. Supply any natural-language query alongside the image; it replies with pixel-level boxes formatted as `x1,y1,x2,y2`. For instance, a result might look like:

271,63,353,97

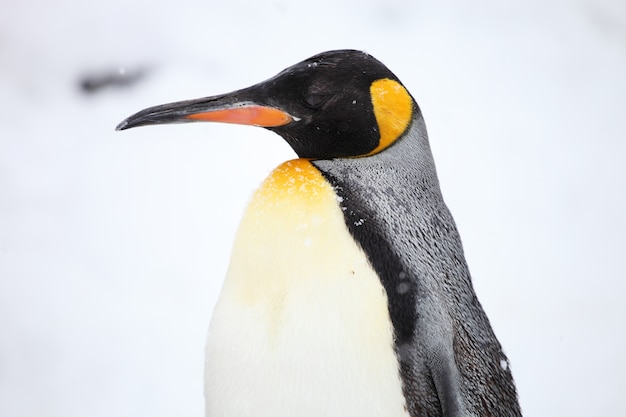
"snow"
1,0,625,416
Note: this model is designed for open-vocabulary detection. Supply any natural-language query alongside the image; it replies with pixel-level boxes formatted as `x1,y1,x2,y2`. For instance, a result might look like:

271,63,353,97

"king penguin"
116,50,522,417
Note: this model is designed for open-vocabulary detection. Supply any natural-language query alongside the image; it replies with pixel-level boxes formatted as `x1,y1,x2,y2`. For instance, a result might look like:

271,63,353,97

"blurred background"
1,0,625,416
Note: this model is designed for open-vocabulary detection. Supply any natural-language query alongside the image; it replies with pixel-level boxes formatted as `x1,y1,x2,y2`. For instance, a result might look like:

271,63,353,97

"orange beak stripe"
185,105,293,127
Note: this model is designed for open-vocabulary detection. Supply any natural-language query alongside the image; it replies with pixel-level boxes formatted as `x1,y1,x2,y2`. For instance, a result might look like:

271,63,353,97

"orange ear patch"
367,79,413,156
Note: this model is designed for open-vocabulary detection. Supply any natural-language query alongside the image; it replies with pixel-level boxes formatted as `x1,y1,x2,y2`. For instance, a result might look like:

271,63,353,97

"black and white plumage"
117,49,521,417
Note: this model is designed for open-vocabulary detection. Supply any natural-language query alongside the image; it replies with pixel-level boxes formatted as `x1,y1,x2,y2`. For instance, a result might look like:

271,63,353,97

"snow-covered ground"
1,0,624,416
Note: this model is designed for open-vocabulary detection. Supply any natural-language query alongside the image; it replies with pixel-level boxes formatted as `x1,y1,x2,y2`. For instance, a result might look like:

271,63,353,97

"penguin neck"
314,114,442,200
312,117,472,347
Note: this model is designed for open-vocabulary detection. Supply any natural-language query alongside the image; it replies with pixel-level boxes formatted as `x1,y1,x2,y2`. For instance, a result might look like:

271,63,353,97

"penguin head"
117,50,416,159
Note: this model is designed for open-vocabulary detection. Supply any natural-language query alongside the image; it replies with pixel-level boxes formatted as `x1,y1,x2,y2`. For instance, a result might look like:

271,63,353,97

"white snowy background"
1,0,624,416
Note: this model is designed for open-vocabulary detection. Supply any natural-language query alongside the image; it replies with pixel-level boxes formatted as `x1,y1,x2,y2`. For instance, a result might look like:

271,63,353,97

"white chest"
205,160,409,417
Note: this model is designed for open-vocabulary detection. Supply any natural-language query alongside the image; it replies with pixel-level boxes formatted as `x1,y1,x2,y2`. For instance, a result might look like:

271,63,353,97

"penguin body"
117,50,521,417
206,158,408,416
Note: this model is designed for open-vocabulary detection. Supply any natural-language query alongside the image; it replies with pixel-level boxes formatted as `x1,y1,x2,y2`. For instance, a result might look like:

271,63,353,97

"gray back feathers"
314,114,521,417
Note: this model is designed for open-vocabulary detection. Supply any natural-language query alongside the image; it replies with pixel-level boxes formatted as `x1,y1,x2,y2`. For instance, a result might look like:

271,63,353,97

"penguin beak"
115,90,295,131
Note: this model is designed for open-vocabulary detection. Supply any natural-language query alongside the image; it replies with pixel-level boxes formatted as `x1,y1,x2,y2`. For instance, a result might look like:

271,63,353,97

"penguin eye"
304,92,330,109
